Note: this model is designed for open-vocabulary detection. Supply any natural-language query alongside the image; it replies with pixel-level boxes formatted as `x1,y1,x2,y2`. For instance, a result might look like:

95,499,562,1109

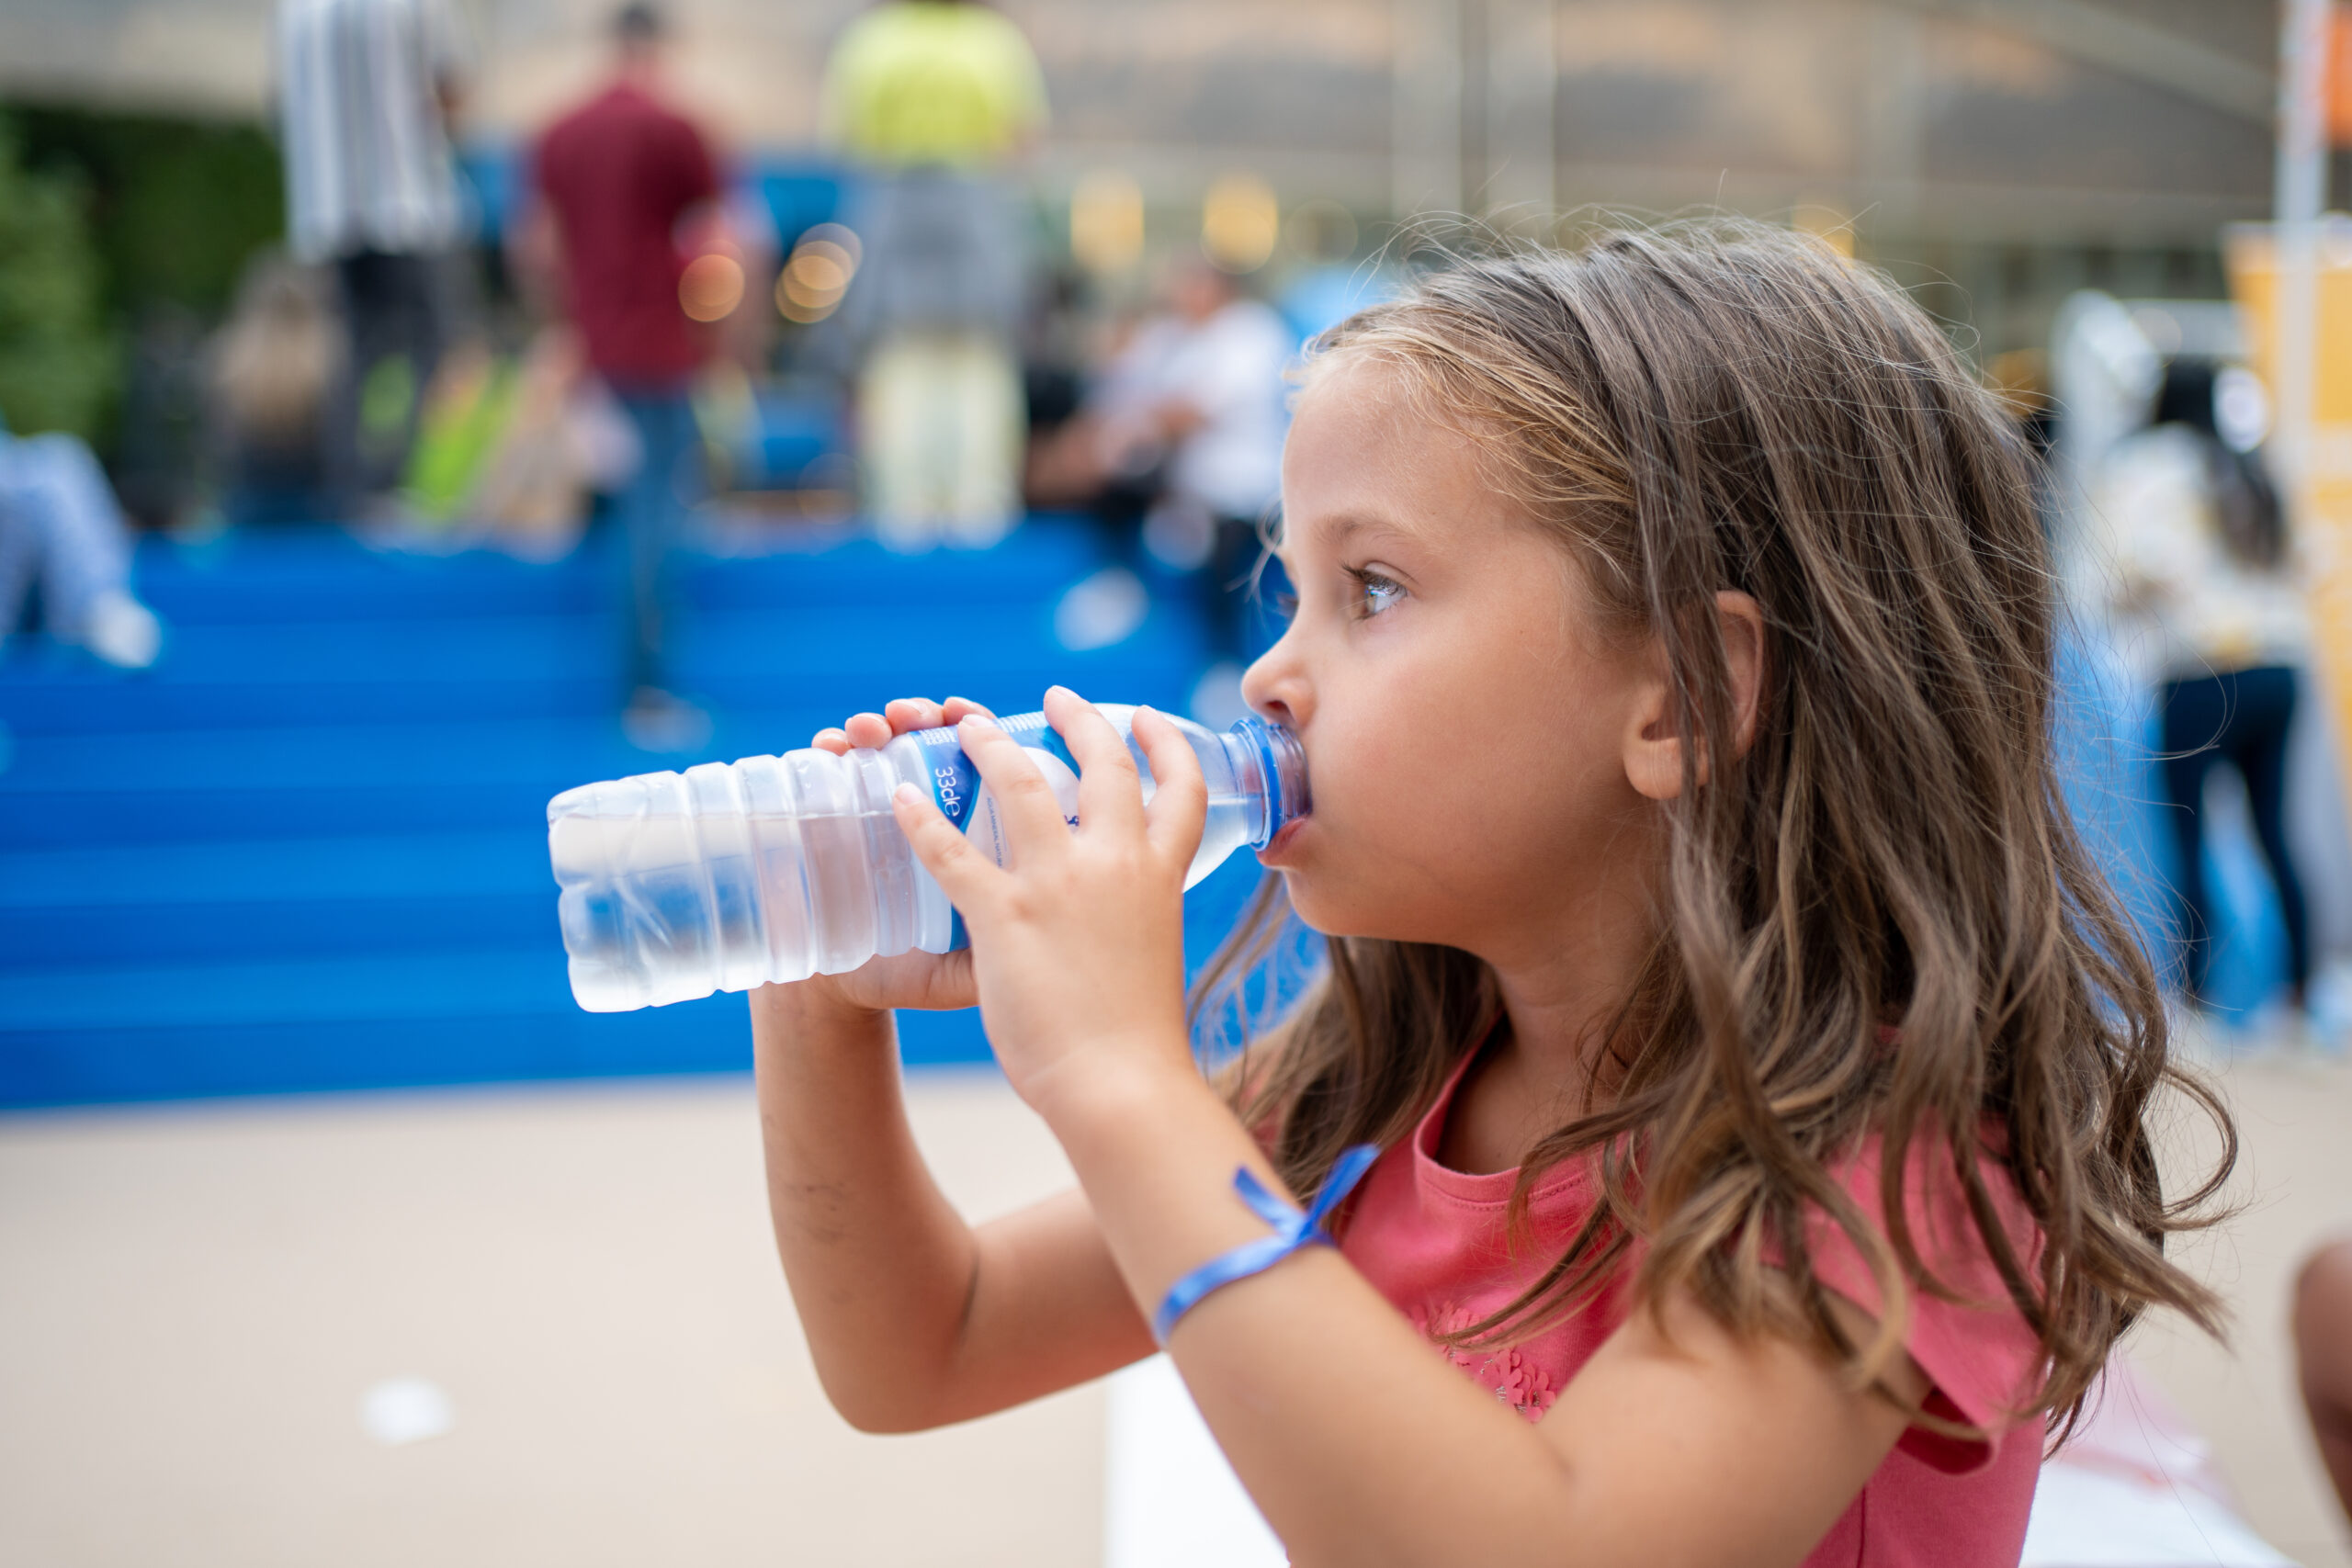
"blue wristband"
1151,1143,1383,1345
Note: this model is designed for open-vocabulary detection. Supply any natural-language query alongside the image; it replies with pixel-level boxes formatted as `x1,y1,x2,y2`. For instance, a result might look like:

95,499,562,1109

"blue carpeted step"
1,580,1211,736
4,780,572,850
1,815,1268,969
0,894,555,970
2,671,1205,851
0,671,615,736
124,518,1113,626
0,953,776,1105
0,852,1265,1105
0,1002,993,1108
0,831,548,907
4,950,573,1032
3,858,1264,1032
127,530,605,625
0,832,554,968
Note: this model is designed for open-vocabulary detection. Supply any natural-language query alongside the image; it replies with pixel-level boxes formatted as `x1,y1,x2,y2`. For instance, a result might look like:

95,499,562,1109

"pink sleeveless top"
1334,1049,2048,1567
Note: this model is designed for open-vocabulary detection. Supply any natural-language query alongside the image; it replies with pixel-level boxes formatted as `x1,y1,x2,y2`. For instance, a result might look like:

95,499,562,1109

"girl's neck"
1437,942,1645,1177
1438,806,1664,1177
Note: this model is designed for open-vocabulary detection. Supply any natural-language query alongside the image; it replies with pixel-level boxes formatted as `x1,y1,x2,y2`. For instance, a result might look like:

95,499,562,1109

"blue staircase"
0,518,1263,1107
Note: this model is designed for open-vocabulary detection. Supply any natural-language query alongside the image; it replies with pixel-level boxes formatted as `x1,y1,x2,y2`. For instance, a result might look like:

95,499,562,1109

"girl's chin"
1266,874,1382,943
1271,870,1466,950
1256,827,1438,942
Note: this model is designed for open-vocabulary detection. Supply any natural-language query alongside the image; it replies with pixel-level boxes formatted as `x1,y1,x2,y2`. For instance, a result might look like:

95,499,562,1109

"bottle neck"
1222,716,1310,849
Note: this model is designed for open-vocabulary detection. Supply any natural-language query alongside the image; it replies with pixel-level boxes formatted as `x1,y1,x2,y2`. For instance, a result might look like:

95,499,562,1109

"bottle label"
915,723,1084,950
964,749,1081,869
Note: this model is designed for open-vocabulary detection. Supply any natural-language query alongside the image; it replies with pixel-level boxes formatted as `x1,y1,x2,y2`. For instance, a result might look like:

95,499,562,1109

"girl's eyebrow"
1318,512,1424,549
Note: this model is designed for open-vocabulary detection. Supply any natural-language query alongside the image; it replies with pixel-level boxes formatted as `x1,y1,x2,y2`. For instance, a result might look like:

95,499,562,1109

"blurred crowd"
175,0,1319,743
4,0,2346,1041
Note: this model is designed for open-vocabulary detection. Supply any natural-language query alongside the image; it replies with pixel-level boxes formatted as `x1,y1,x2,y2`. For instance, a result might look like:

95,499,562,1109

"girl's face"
1243,356,1665,964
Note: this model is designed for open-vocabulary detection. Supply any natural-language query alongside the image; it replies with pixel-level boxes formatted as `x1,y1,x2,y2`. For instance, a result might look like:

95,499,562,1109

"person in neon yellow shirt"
823,0,1046,168
822,2,1047,549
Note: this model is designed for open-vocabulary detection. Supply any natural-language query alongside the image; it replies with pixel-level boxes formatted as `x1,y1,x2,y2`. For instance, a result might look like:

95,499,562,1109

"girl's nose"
1240,629,1308,729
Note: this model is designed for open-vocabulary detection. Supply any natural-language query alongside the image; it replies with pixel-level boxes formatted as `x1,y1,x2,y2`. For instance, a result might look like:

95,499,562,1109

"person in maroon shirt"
526,1,720,750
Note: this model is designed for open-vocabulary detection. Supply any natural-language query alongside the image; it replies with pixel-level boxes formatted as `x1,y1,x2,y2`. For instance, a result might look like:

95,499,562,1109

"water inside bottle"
548,704,1306,1011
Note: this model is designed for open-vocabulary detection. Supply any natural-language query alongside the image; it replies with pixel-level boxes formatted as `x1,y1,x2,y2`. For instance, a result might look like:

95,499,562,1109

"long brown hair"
1198,220,2232,1432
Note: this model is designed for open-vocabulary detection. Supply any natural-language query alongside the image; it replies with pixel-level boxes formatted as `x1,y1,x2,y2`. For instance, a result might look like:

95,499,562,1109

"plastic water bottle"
548,704,1309,1012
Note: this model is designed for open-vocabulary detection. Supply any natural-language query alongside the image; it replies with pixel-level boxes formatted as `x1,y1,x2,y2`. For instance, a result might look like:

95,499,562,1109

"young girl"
752,222,2229,1567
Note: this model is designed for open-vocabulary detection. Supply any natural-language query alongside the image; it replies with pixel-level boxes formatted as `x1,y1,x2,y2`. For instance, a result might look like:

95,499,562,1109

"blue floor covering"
2,517,2293,1109
1,517,1264,1107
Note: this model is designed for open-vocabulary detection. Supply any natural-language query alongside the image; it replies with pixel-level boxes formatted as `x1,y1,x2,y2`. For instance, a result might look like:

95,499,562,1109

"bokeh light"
1070,169,1144,276
1201,172,1279,274
1283,197,1358,265
776,223,862,323
678,252,744,321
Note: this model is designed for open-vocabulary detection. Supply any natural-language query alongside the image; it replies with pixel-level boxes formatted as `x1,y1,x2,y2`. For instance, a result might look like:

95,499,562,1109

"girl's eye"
1352,569,1406,618
1272,589,1300,619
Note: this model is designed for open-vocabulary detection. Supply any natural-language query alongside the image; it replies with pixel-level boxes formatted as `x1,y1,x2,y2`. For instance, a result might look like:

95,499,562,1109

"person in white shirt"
277,0,471,505
1026,258,1297,718
2096,357,2312,1016
1097,262,1296,667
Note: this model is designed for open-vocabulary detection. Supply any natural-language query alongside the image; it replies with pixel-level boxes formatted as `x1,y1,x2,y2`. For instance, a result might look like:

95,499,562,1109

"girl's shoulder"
1806,1123,2046,1472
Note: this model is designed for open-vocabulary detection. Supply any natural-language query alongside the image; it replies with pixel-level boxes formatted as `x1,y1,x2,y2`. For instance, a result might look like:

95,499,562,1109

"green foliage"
8,104,285,322
0,118,115,439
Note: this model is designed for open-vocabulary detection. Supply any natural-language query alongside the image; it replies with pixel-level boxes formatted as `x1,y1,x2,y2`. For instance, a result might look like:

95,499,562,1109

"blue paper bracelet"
1151,1143,1384,1345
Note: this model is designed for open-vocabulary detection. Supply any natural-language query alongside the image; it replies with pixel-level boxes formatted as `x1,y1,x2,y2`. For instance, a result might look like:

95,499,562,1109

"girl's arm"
1045,1055,1919,1568
752,983,1154,1431
752,695,1154,1433
897,691,1931,1566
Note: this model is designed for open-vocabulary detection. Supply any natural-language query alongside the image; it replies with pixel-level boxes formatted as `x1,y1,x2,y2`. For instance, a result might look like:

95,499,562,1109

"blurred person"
524,1,723,751
824,0,1046,549
2297,1238,2352,1526
2096,359,2313,1022
209,254,340,525
1034,257,1295,720
276,0,472,508
0,419,164,670
399,328,607,558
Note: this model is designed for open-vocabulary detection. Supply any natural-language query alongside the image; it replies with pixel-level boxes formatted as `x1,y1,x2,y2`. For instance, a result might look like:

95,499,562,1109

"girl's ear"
1623,592,1767,802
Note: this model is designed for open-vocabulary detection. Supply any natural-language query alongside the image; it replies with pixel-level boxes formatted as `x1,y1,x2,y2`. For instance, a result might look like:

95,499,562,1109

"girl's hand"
785,695,995,1017
891,686,1207,1113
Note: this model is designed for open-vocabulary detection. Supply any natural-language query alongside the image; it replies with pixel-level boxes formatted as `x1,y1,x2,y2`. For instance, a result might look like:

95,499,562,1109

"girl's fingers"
820,699,986,756
1046,685,1147,838
1132,705,1208,862
884,697,944,735
957,714,1072,863
940,695,995,726
891,781,1001,908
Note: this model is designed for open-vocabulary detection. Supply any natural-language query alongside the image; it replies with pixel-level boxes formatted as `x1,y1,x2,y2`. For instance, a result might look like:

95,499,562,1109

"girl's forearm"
752,983,980,1431
1034,1050,1578,1566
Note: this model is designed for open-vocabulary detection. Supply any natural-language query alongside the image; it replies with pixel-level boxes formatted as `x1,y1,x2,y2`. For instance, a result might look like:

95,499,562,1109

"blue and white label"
917,722,1086,950
965,749,1081,868
921,733,981,832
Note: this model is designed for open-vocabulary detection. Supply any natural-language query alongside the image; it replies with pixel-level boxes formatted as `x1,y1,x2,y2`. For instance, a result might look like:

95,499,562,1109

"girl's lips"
1259,817,1307,863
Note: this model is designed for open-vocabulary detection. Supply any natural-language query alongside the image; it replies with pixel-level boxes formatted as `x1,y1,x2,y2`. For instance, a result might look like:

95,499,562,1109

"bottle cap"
1230,716,1310,848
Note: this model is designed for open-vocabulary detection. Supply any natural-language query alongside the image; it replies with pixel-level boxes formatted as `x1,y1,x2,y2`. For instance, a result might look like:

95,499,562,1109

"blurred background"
5,2,2352,1564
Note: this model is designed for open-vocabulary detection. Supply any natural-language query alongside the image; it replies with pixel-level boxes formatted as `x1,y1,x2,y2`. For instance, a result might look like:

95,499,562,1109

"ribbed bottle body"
551,741,942,1010
548,705,1306,1012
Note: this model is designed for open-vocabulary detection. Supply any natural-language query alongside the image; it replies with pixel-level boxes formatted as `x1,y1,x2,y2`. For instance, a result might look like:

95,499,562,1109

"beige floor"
2133,1042,2352,1568
0,1070,1098,1568
5,1049,2352,1567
